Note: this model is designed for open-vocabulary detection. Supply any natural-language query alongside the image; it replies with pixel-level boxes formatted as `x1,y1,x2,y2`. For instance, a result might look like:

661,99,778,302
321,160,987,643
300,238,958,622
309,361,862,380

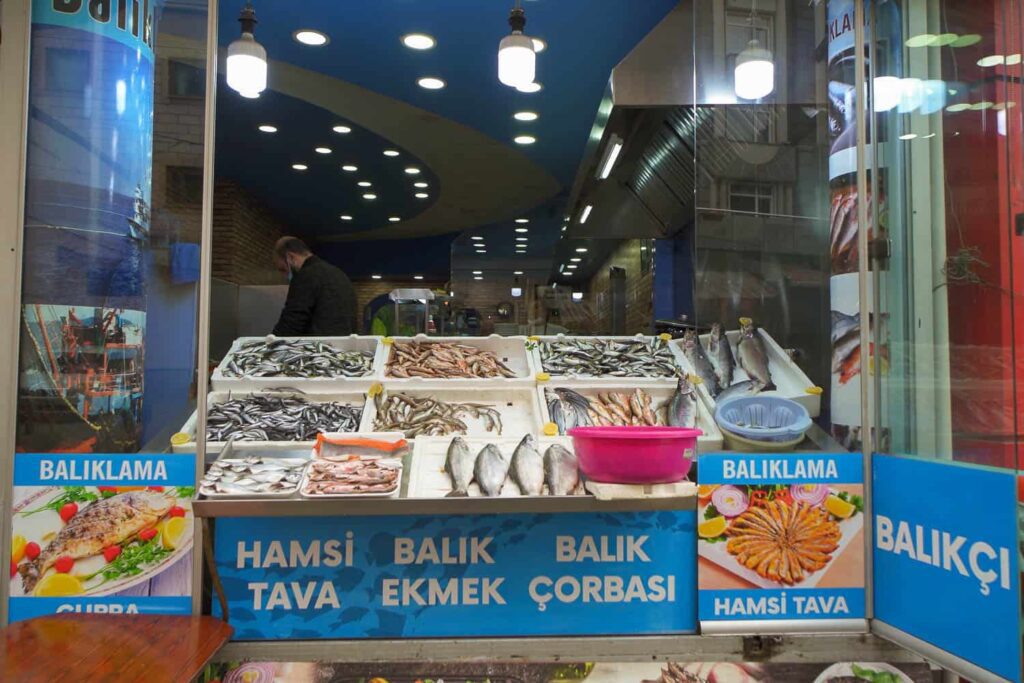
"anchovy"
544,445,581,496
737,323,775,390
206,395,362,442
539,338,680,378
474,444,510,497
223,337,373,378
707,323,735,387
681,330,722,397
444,437,475,497
510,434,544,496
668,376,698,428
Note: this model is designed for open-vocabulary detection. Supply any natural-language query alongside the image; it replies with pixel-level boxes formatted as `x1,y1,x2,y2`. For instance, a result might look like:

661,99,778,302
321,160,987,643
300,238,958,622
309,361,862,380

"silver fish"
223,337,373,378
707,323,735,387
544,445,580,496
681,330,722,397
668,376,698,428
474,444,510,497
737,324,775,390
510,434,544,496
444,437,475,497
716,379,763,404
830,311,860,345
539,338,680,378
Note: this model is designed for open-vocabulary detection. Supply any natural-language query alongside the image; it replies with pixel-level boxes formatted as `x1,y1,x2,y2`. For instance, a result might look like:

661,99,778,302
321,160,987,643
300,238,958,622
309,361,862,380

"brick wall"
586,240,654,335
211,180,292,285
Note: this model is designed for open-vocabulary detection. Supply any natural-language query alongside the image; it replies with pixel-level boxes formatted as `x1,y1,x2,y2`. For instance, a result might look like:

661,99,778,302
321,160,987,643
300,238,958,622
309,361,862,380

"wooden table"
1,614,232,682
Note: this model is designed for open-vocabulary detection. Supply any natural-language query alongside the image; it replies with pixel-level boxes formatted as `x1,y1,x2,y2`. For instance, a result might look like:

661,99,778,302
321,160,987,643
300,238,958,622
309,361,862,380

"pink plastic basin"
567,426,702,484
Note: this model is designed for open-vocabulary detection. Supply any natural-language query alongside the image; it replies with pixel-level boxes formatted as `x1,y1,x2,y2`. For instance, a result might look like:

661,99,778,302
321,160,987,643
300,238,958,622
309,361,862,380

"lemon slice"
825,495,856,519
367,382,383,397
698,516,728,538
170,432,190,446
160,517,189,550
535,372,551,382
543,422,559,436
658,333,672,342
696,484,718,502
11,535,26,564
34,573,84,597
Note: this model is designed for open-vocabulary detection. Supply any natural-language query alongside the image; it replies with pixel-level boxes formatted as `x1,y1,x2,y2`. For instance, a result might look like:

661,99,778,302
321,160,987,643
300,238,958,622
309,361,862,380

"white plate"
812,662,913,683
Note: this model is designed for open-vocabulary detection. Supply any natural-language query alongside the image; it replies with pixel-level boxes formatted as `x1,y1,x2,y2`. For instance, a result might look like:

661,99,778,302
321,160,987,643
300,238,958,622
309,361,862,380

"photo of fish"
829,311,889,386
829,187,887,275
11,485,194,598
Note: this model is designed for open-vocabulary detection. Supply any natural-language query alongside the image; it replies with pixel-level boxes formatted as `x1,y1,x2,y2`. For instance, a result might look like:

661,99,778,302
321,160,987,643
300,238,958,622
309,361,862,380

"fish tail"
764,382,777,392
445,490,469,498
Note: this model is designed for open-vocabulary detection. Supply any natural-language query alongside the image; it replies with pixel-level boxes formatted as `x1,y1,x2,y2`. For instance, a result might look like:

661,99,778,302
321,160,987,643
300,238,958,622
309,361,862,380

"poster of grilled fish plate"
8,453,196,623
697,452,866,634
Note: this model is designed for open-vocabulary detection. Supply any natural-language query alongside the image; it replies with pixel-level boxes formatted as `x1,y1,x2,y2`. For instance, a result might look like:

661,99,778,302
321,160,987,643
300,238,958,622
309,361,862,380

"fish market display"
668,376,698,428
543,444,580,496
736,321,775,391
19,490,173,593
206,395,362,442
707,323,735,387
474,444,511,496
222,337,374,378
546,387,671,434
387,341,516,379
681,330,722,397
444,437,475,497
725,499,840,585
373,390,502,437
510,434,544,496
200,457,307,497
303,457,402,496
538,338,680,378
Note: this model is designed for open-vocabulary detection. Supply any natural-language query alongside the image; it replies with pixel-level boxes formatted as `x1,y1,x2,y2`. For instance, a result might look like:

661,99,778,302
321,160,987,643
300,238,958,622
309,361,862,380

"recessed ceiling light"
340,215,353,221
258,124,277,133
970,101,995,110
293,29,329,46
946,103,972,112
570,257,582,262
978,54,1004,67
358,181,372,187
514,270,524,275
952,34,983,48
576,247,588,253
332,125,351,134
905,34,938,48
476,249,487,254
517,81,543,93
567,265,578,269
315,147,332,154
414,275,424,280
471,236,484,241
1007,54,1022,65
515,227,528,233
514,111,539,122
473,270,483,275
417,77,446,90
474,276,484,280
291,164,308,171
514,135,537,145
515,237,528,242
371,274,382,279
363,193,377,200
515,218,529,223
415,193,429,199
402,33,436,50
580,205,593,223
404,167,422,175
414,181,429,188
342,165,358,172
383,149,400,157
532,38,547,53
933,33,959,47
899,133,918,140
389,216,401,222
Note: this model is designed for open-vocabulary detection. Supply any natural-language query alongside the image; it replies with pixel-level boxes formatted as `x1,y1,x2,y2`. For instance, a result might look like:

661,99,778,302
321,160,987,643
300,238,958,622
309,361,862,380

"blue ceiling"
214,0,678,276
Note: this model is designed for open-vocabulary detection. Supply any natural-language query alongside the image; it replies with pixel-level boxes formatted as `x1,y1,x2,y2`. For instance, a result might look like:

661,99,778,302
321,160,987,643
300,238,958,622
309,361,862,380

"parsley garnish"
86,539,171,584
22,486,98,516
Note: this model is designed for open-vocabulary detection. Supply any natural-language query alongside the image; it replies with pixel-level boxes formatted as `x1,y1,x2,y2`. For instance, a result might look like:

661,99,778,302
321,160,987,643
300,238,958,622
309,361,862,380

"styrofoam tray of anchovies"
380,334,538,385
535,382,724,453
668,328,821,418
360,385,543,439
173,389,368,456
199,442,312,498
528,334,683,383
210,335,383,392
407,435,583,498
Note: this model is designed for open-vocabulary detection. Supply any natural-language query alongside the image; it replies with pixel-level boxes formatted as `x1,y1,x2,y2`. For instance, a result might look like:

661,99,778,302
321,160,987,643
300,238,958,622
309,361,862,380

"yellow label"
805,386,824,395
382,336,394,345
527,335,540,342
658,333,672,342
738,316,752,326
543,422,559,436
368,382,384,397
690,373,703,384
536,372,551,382
170,432,190,446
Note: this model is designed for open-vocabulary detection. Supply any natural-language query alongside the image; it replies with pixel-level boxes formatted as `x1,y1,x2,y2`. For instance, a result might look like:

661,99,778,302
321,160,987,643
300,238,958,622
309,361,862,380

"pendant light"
733,1,774,100
498,1,536,88
227,2,267,98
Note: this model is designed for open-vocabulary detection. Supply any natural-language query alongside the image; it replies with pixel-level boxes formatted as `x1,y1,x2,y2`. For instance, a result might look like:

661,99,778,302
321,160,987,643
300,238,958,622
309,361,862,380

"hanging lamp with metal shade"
227,2,268,98
498,1,536,88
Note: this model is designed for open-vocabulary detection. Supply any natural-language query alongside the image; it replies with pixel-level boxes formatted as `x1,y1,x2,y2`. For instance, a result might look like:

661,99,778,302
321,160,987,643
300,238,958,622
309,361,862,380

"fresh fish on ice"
444,437,475,497
681,329,722,397
737,322,775,390
668,376,698,428
715,379,763,404
544,445,581,496
707,323,735,388
474,444,511,497
510,434,544,496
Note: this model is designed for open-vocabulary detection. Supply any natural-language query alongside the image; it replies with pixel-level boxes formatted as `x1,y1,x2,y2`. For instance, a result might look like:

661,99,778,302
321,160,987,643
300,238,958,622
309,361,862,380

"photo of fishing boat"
17,304,145,453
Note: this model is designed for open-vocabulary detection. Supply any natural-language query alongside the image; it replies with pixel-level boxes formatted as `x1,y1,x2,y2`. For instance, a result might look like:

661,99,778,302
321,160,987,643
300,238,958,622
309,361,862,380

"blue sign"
13,452,195,487
698,452,866,626
213,511,697,640
873,455,1021,682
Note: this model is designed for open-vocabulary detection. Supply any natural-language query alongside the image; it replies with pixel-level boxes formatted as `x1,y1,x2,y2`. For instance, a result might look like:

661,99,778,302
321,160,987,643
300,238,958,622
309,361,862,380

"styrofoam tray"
669,328,822,418
172,389,368,456
363,385,542,438
211,335,383,392
199,442,311,499
381,334,536,384
298,458,403,498
536,382,724,453
407,435,581,498
529,334,683,382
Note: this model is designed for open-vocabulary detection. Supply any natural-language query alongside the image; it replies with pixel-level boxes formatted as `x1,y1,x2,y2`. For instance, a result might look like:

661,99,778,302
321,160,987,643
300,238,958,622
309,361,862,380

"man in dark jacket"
272,236,358,335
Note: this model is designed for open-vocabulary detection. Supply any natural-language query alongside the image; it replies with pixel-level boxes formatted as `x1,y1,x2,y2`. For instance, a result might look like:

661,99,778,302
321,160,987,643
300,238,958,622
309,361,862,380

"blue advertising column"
17,0,157,453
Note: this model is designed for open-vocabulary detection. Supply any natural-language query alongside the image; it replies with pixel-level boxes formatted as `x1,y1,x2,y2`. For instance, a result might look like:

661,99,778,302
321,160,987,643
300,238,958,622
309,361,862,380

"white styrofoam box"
669,328,822,418
200,440,312,498
535,382,724,453
172,389,369,457
407,435,579,498
381,334,536,384
529,334,683,382
363,385,542,439
210,335,383,392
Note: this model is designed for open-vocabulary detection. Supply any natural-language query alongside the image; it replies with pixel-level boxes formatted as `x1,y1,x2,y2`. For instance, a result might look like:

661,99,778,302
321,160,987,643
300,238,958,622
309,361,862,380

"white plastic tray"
529,334,682,382
536,382,724,453
173,389,368,455
407,435,580,498
381,334,536,384
199,442,311,499
669,328,822,417
363,385,543,438
211,335,383,392
298,458,403,498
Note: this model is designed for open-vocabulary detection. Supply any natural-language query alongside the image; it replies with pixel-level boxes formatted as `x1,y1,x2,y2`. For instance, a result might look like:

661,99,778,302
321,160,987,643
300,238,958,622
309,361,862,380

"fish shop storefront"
1,0,1023,681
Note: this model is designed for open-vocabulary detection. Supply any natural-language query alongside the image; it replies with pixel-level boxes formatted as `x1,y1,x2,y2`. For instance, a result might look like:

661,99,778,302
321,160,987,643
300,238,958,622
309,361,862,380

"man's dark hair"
274,236,312,259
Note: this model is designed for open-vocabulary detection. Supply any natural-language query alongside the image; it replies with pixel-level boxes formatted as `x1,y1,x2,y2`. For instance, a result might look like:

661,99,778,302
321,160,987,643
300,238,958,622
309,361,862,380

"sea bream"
544,445,580,496
474,444,511,497
707,323,735,387
681,329,721,397
20,490,173,593
510,434,544,496
444,437,475,497
737,322,775,391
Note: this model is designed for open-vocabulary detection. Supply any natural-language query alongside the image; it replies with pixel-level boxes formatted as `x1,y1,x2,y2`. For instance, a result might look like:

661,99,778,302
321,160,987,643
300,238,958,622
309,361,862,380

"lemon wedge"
11,535,26,564
160,517,189,550
697,485,718,502
543,422,559,436
698,516,728,539
34,573,84,597
825,494,856,519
